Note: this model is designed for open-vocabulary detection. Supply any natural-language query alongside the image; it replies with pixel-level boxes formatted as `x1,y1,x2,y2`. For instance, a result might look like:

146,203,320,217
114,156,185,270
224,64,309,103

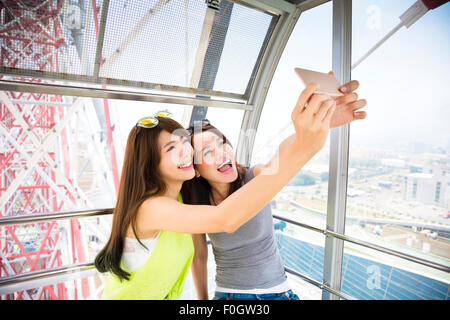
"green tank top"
101,194,194,300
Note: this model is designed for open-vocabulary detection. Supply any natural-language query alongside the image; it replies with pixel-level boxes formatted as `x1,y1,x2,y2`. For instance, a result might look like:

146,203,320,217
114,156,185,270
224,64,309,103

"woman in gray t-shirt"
180,78,366,300
181,123,295,300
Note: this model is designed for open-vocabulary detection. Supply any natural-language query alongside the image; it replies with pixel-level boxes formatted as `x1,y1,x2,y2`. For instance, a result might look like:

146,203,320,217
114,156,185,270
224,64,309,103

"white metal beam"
236,0,296,15
322,0,352,300
0,80,251,111
0,250,33,299
0,122,76,211
0,92,88,209
0,93,91,208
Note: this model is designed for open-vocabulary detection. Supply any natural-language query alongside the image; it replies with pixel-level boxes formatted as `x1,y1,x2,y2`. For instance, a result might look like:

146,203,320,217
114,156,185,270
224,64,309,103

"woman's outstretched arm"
137,83,335,234
253,75,366,178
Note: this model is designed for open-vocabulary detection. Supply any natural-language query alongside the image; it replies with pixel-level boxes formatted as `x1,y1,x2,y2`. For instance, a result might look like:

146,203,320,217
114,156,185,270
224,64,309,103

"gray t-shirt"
207,166,287,289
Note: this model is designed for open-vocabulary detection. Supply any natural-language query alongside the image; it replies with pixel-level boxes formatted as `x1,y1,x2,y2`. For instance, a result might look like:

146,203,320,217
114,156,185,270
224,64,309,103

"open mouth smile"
217,159,233,173
178,162,193,170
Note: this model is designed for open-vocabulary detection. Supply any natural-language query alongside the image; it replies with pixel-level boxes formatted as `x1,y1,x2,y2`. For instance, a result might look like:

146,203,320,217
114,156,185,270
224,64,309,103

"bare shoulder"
139,195,178,214
128,196,175,238
135,196,182,235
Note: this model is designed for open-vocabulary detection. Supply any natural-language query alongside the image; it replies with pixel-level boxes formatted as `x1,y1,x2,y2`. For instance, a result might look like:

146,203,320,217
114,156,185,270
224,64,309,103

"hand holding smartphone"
294,67,344,97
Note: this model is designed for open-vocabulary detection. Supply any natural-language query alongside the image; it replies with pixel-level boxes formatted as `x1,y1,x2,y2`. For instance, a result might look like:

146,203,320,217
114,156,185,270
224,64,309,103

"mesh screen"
0,0,102,76
1,0,275,95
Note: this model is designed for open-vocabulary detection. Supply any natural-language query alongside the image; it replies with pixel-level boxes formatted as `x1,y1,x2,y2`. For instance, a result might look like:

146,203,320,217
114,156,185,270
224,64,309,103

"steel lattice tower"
0,0,118,300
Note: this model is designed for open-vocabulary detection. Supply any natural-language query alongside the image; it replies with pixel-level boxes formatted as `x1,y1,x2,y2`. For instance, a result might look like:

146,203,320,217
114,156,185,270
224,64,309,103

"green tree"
288,173,316,186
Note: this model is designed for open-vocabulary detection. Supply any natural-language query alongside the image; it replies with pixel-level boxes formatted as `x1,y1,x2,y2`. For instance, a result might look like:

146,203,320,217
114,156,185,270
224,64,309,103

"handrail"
0,260,355,300
0,262,95,289
0,209,448,296
284,266,355,300
0,80,252,111
0,211,354,299
1,209,448,273
0,208,113,226
272,214,450,273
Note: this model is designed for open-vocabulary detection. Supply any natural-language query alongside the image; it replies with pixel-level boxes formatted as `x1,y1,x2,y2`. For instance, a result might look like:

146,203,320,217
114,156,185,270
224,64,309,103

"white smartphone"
294,67,344,97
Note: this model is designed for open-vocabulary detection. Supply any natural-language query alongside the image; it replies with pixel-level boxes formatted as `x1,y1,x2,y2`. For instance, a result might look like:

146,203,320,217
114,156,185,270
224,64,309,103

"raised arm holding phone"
182,69,368,300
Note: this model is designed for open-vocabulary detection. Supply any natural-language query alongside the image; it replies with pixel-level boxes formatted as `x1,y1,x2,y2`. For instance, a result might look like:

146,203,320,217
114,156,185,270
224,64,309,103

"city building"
404,162,450,208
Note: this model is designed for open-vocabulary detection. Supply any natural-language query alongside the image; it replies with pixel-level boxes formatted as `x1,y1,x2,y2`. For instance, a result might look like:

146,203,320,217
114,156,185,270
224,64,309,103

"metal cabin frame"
1,0,447,300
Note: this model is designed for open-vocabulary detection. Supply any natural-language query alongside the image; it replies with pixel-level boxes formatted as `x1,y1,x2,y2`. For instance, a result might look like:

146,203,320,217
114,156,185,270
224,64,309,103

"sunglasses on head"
135,111,173,129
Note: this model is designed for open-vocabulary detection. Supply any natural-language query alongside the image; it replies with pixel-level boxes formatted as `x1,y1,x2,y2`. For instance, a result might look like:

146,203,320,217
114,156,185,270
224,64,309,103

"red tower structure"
0,0,118,299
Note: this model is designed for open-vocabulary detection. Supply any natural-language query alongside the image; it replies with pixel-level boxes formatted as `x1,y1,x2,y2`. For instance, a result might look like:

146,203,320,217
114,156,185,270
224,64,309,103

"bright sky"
253,0,450,163
109,0,450,166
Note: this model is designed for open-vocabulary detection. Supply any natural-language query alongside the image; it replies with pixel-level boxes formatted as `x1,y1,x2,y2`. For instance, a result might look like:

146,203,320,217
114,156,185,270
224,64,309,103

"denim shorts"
213,289,300,300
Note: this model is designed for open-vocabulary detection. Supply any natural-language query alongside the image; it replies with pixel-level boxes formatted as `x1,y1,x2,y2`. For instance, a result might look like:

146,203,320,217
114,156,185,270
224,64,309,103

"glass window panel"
100,0,274,94
0,86,199,214
274,219,327,298
0,80,246,298
251,1,333,230
1,0,274,96
0,216,111,279
342,242,450,300
1,90,116,214
211,4,274,94
0,270,106,300
347,0,450,293
100,0,207,87
286,272,323,300
275,223,325,283
0,0,102,76
203,107,245,149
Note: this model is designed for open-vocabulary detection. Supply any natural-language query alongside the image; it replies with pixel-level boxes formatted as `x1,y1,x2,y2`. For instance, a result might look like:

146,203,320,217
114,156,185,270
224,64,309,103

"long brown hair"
181,122,247,207
95,116,186,281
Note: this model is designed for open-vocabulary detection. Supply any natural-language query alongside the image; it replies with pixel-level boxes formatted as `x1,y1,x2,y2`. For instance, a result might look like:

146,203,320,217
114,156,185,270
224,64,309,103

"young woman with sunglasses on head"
181,78,366,300
94,83,341,299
